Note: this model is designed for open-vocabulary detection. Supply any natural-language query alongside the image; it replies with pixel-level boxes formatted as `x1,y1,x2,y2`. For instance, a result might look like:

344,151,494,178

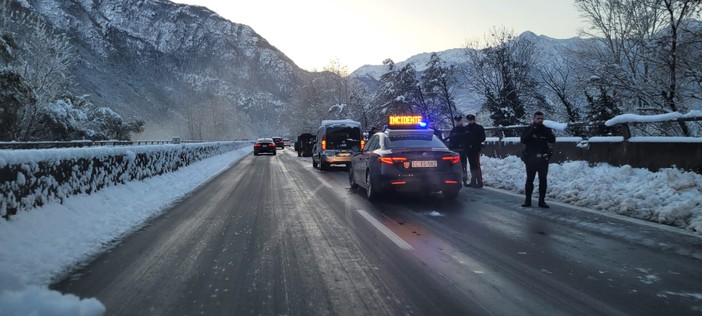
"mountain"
348,32,591,118
11,0,308,139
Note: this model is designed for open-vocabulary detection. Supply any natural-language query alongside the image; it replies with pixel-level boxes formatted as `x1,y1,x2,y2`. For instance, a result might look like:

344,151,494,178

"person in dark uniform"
448,114,468,186
520,111,556,208
464,114,486,188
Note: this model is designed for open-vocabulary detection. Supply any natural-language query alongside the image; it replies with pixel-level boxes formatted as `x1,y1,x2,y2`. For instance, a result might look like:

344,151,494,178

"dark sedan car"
253,138,277,155
272,137,285,149
349,116,463,200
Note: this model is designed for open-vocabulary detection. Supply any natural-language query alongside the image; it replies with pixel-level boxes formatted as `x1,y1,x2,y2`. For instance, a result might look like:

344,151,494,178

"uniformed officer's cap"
453,114,463,121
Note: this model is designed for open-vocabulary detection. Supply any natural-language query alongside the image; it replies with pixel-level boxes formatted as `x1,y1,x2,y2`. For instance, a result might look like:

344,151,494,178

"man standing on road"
448,114,468,186
520,111,556,208
464,114,486,188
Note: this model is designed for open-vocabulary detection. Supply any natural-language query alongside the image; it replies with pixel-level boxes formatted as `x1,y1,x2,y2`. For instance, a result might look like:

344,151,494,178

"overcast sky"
170,0,585,72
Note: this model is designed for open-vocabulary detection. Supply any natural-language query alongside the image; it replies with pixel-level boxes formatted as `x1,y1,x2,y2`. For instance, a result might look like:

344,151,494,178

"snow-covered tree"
421,53,458,128
463,27,541,136
0,71,34,140
585,87,622,136
575,0,702,136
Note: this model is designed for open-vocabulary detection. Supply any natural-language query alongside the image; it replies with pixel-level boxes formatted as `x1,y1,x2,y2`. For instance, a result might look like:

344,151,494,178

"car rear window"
387,134,446,149
325,127,361,150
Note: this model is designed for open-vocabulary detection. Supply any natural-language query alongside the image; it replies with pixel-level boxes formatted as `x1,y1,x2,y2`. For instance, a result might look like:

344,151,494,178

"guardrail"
0,139,210,150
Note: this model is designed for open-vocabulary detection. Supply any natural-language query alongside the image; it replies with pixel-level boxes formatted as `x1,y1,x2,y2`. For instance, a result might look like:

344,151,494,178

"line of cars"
257,115,464,200
298,116,464,200
252,136,287,155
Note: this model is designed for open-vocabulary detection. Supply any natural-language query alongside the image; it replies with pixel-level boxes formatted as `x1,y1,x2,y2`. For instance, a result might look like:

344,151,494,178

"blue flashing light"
418,121,427,128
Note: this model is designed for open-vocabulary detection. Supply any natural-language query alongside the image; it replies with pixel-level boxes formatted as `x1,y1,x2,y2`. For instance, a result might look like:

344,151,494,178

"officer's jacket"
520,124,555,156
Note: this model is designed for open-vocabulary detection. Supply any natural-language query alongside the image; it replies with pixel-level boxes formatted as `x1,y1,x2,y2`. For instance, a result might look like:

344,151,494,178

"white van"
312,119,363,170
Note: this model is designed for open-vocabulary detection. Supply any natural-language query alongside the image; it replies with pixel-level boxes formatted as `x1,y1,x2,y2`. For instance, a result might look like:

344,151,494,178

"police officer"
520,111,556,208
464,114,486,188
448,114,468,186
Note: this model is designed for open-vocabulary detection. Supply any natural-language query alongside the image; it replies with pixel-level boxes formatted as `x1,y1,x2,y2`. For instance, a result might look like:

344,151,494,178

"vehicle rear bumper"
377,171,462,192
321,151,354,164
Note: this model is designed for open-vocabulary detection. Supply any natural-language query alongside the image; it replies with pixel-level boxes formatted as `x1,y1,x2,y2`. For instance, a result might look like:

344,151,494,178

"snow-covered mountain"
11,0,308,139
349,31,591,117
12,0,602,138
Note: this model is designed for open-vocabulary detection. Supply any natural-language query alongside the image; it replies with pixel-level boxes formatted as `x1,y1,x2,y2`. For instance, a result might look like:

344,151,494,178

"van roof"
320,119,361,128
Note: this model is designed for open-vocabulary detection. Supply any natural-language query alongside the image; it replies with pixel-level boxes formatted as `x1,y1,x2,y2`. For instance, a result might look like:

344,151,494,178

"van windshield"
325,127,361,150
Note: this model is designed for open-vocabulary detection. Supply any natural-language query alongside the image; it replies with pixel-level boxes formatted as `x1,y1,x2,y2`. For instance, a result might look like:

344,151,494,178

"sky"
1,130,701,315
169,0,584,71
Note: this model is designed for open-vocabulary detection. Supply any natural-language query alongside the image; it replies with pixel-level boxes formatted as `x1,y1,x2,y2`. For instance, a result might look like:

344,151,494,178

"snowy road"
51,148,702,315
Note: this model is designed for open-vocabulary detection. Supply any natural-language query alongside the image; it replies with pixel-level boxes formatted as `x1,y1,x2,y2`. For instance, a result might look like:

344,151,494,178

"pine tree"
585,87,622,136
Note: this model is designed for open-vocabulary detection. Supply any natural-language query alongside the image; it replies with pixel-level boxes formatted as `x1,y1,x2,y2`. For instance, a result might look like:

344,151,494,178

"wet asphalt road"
52,147,702,315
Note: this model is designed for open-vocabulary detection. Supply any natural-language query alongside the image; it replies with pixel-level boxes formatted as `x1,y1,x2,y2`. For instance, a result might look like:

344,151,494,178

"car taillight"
322,136,326,150
254,144,261,147
442,156,460,164
380,157,407,165
361,139,365,151
269,143,276,147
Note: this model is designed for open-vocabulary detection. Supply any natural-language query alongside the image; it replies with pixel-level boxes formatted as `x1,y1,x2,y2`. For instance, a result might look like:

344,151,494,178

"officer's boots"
522,186,533,207
538,188,550,208
469,169,483,188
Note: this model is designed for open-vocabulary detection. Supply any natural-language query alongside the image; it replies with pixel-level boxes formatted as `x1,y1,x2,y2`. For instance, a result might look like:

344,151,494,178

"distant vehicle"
253,138,277,156
312,119,363,170
349,115,463,200
294,133,315,157
283,138,291,147
272,137,285,149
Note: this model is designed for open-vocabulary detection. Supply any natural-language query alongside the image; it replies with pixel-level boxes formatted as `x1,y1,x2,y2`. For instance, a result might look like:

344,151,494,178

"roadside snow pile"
481,156,702,233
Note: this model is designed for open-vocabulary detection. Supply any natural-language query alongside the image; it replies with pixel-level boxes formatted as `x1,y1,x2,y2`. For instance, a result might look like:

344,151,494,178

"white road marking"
356,209,414,251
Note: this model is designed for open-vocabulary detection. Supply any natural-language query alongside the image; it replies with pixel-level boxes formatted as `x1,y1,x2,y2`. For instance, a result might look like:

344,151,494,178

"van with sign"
312,119,364,170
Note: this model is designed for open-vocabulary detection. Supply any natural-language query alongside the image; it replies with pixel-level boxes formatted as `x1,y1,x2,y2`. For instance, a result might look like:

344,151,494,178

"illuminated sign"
388,115,425,127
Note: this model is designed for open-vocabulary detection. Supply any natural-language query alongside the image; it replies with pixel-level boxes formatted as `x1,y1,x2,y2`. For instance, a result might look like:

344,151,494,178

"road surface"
52,147,702,315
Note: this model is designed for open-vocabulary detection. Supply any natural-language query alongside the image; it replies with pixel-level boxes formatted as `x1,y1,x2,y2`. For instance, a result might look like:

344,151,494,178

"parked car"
253,138,277,155
294,133,315,157
349,115,463,200
312,120,363,170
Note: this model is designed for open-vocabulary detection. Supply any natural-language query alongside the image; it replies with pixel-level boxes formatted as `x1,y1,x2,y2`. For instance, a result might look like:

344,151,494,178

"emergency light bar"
388,115,426,128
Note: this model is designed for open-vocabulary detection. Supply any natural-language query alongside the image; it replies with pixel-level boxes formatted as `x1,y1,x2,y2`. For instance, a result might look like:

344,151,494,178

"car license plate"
411,160,437,168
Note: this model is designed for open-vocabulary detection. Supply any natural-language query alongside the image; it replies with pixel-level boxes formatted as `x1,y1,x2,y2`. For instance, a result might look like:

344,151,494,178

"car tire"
366,171,379,200
313,158,318,168
349,167,358,189
254,152,259,156
319,156,328,170
442,188,460,200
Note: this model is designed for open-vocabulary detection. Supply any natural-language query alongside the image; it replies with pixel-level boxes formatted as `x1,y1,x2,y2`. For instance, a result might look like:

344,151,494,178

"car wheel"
366,171,379,200
313,157,318,168
273,152,277,155
442,188,460,200
349,167,358,189
319,156,328,170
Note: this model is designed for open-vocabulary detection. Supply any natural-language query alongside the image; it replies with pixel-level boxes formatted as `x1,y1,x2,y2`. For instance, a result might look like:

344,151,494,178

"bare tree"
575,0,702,136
